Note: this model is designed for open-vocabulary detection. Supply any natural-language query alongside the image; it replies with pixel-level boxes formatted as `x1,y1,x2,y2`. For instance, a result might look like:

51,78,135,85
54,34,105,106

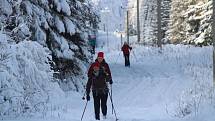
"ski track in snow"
108,52,181,121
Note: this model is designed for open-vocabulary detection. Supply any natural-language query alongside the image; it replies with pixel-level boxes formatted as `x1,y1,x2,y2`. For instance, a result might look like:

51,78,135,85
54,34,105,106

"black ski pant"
92,45,95,54
90,45,95,54
93,92,108,120
124,54,130,67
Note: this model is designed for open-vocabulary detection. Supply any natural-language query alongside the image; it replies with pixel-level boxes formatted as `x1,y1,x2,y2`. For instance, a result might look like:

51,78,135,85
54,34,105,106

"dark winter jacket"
121,44,132,55
86,59,112,95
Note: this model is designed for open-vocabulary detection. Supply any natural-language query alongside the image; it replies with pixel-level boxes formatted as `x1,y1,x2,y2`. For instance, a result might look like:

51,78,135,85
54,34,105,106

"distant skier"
86,52,113,120
88,35,96,54
121,42,132,67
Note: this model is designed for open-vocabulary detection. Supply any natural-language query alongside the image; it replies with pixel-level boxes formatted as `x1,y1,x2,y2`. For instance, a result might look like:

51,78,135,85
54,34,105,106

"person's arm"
105,63,113,84
86,78,92,95
87,64,94,78
129,46,132,50
85,78,92,101
121,46,124,51
86,63,94,94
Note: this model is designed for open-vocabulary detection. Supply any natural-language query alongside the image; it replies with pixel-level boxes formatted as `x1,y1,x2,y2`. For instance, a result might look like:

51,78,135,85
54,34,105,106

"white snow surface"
1,0,214,120
60,0,71,16
55,16,65,33
0,0,13,16
64,18,76,35
2,30,215,121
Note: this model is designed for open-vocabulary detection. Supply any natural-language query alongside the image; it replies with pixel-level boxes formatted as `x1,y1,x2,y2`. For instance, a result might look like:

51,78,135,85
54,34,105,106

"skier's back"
121,42,132,67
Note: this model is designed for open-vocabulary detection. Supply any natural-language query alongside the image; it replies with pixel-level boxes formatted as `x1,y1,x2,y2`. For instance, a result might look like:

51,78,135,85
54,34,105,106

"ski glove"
86,95,90,101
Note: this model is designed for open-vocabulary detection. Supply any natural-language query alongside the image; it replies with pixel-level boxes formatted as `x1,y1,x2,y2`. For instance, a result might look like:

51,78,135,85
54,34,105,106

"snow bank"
0,32,64,119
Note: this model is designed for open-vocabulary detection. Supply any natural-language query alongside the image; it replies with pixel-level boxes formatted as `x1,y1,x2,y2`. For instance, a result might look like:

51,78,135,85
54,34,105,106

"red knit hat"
97,52,104,58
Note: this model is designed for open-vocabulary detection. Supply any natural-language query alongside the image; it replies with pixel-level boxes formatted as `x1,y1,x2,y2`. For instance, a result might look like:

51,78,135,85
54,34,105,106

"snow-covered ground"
3,31,215,121
1,1,214,120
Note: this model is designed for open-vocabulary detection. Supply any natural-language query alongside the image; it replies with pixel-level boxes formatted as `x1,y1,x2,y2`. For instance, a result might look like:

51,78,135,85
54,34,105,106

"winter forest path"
4,33,211,121
99,47,189,121
69,43,210,121
73,29,207,121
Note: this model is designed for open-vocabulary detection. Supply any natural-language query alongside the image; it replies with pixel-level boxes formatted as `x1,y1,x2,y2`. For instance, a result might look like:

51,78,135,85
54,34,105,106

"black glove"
109,79,113,84
86,95,90,101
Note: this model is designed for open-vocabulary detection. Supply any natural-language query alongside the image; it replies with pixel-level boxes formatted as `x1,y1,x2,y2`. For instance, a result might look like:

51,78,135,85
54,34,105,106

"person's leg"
125,54,129,66
101,93,108,117
93,46,95,54
128,54,130,67
93,93,101,120
124,54,127,66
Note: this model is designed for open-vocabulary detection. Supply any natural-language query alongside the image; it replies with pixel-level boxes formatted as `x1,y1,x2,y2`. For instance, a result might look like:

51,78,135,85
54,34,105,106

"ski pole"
81,101,88,121
111,85,113,114
108,91,119,121
132,50,138,62
115,52,121,64
82,86,87,100
82,92,86,100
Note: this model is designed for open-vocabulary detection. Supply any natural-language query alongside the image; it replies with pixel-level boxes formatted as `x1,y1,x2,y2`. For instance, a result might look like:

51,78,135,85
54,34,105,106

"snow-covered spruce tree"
137,0,157,45
168,0,189,43
161,0,171,43
127,0,171,45
0,0,99,117
0,0,99,92
168,0,212,45
183,0,212,46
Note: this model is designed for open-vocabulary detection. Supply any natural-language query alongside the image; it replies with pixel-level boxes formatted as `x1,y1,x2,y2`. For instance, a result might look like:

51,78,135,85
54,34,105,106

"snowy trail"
98,42,212,121
80,49,174,121
6,46,183,121
105,49,179,121
69,44,211,121
3,33,213,121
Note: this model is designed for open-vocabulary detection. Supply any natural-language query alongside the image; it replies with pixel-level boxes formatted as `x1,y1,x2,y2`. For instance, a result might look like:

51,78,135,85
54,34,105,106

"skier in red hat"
86,52,113,120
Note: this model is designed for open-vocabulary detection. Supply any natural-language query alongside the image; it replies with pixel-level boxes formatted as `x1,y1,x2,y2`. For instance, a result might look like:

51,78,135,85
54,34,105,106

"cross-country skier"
121,42,132,67
86,52,113,120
